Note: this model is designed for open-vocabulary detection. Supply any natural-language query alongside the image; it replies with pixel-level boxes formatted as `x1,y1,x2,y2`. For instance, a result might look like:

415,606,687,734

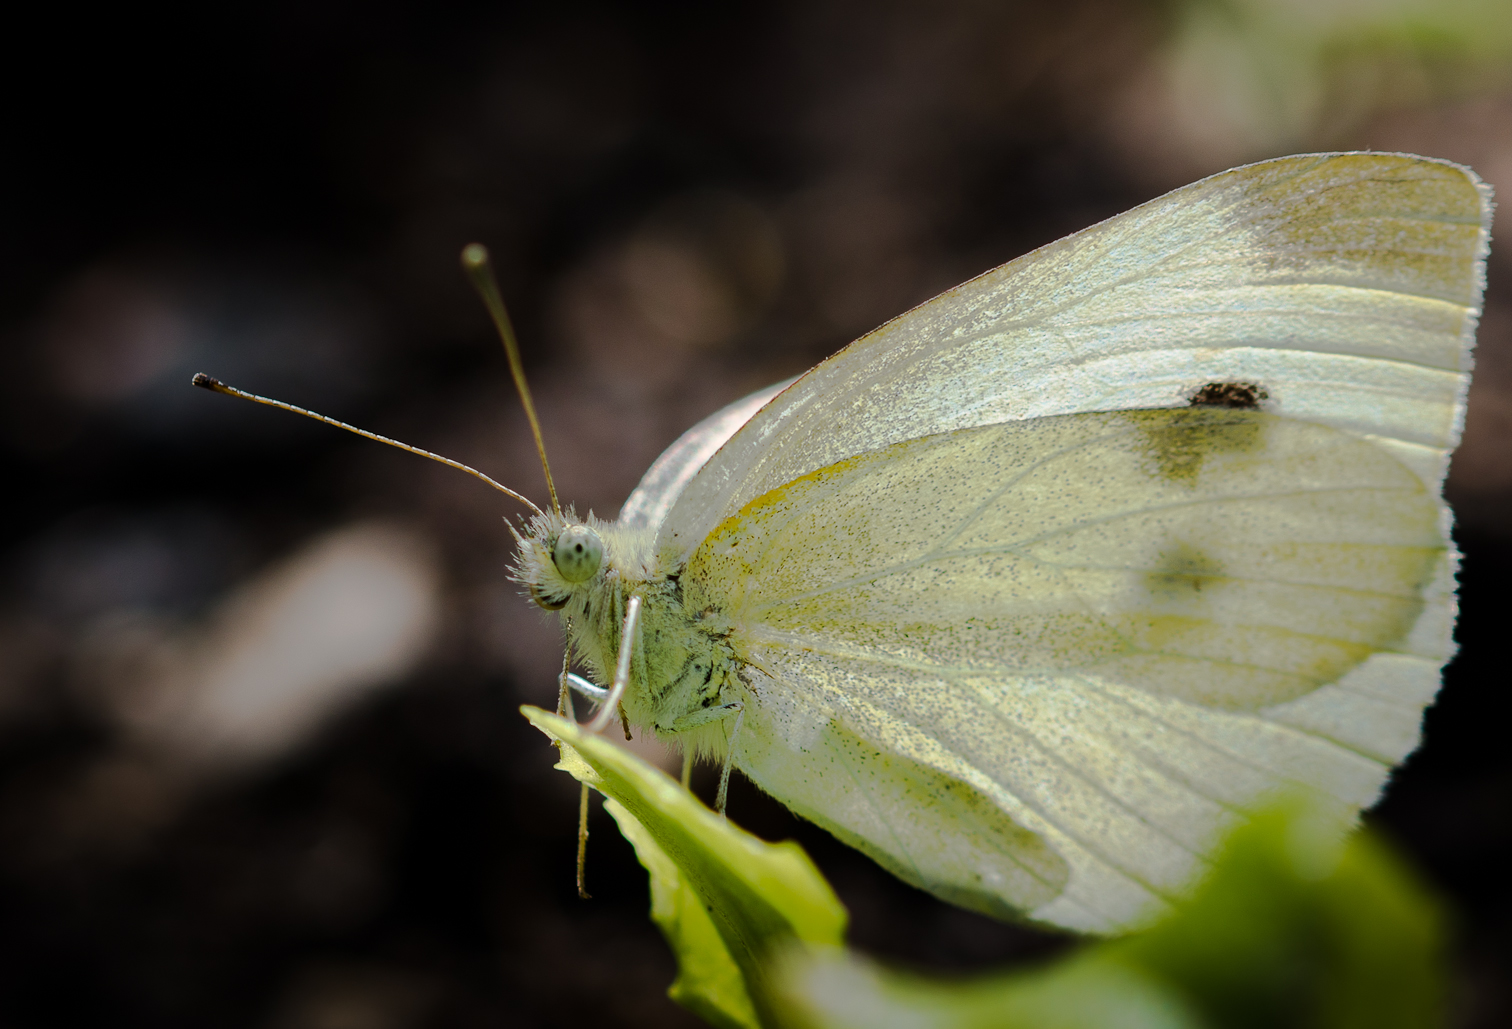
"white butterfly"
221,151,1489,936
514,152,1494,932
513,152,1493,933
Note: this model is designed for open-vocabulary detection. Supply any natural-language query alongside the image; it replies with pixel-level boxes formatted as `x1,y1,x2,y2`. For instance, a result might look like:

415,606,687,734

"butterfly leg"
562,672,609,703
575,779,592,900
665,701,745,816
553,644,596,896
557,621,578,719
715,703,744,816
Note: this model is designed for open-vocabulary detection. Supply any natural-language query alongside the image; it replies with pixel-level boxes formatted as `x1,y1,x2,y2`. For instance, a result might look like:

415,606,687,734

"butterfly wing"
618,378,796,533
658,153,1491,932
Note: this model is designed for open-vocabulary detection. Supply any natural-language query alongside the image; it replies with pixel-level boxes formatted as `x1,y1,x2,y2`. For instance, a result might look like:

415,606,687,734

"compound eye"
552,525,603,583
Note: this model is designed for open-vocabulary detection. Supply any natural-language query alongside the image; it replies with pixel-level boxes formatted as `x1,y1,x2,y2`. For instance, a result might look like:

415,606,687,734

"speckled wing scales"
656,153,1491,933
687,410,1449,932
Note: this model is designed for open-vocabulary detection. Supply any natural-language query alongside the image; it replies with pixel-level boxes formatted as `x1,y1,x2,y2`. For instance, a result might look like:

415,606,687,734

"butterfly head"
511,509,611,610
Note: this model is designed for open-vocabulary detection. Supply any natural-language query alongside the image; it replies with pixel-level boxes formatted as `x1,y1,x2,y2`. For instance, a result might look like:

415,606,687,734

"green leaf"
1112,804,1446,1029
776,801,1446,1029
523,706,848,1028
779,947,1203,1029
607,802,761,1029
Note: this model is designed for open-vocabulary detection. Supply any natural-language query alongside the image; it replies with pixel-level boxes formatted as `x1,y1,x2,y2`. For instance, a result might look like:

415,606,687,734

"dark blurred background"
2,1,1510,1026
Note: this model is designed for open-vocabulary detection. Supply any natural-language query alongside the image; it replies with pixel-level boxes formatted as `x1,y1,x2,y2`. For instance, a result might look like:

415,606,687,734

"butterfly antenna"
190,374,544,517
461,243,562,517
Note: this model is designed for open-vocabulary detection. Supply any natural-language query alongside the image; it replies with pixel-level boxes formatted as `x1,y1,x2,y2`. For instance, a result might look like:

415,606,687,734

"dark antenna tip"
191,372,219,389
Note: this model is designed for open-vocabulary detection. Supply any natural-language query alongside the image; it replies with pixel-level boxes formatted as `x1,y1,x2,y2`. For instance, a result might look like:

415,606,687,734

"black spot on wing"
1188,381,1268,409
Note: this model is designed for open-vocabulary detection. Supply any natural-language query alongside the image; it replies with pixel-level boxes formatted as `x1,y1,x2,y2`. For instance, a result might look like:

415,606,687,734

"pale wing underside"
688,410,1450,932
660,153,1491,561
618,378,796,533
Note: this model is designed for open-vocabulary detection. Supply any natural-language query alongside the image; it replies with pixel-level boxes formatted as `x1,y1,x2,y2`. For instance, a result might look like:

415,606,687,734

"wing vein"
954,679,1206,896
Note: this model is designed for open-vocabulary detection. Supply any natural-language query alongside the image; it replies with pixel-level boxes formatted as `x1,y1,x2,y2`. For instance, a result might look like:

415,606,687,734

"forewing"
688,411,1450,932
660,153,1490,561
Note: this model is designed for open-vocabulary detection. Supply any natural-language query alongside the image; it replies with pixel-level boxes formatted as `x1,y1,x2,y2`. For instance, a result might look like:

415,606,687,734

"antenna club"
460,243,489,272
192,373,229,394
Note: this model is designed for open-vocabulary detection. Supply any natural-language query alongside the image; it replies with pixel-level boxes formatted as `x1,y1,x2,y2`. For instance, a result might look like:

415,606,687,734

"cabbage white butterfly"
198,152,1490,935
511,153,1491,933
